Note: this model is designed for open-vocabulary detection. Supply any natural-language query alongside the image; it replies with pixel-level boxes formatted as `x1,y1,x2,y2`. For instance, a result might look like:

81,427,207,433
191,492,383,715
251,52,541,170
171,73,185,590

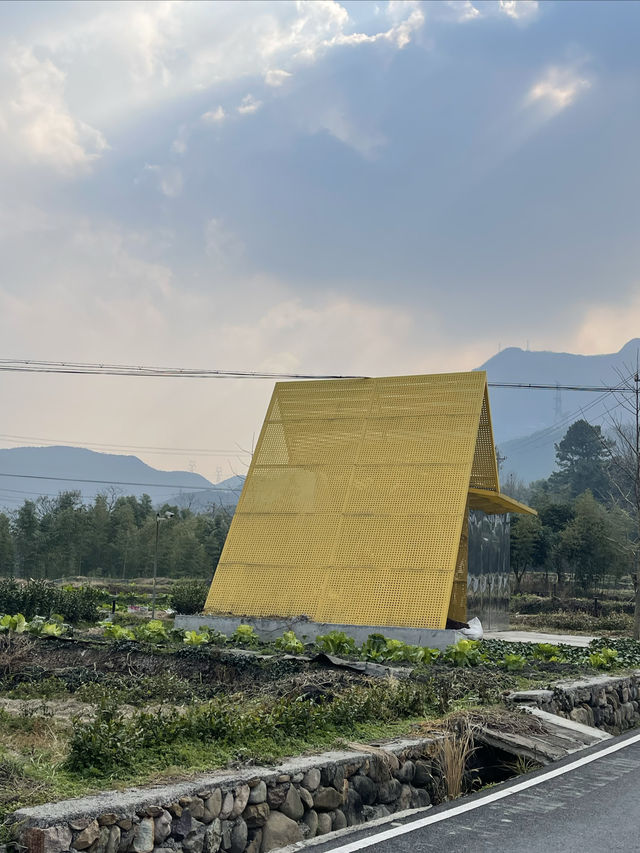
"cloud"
0,45,108,174
171,124,189,154
201,106,226,124
204,218,244,266
444,1,481,23
498,1,539,22
144,163,183,197
526,64,591,116
264,69,292,87
573,292,640,356
237,95,262,116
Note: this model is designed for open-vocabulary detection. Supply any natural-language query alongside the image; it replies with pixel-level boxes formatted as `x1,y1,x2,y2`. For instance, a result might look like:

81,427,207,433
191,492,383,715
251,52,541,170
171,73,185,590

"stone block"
303,810,318,838
298,786,313,810
99,816,118,827
89,826,110,853
203,819,222,853
313,787,343,811
260,812,302,852
189,800,205,821
301,768,321,792
23,825,73,853
202,790,222,823
248,782,267,805
266,784,288,809
230,819,247,853
331,810,347,831
131,819,154,853
351,775,377,806
230,785,250,819
395,761,415,784
105,827,120,853
316,814,332,835
280,786,304,821
377,779,402,804
73,821,100,850
219,792,234,821
243,803,270,829
154,811,172,845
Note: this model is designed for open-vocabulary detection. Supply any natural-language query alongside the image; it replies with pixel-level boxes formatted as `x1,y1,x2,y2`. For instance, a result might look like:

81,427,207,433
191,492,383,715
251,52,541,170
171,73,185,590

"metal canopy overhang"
468,488,537,516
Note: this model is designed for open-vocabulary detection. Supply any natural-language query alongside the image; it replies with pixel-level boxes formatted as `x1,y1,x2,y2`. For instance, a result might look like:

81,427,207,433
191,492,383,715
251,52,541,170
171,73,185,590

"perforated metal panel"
205,371,520,629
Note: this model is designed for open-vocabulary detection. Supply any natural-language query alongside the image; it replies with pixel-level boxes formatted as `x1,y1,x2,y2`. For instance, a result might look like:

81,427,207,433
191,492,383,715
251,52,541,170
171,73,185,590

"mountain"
167,475,245,512
478,339,640,482
0,446,216,511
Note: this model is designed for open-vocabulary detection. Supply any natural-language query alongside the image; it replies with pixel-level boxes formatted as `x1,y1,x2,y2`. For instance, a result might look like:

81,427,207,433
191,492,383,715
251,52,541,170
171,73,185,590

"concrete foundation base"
174,613,464,649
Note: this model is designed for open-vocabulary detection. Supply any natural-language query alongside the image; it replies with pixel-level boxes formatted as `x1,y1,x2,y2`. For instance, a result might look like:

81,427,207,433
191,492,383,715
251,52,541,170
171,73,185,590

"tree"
559,491,621,592
0,514,15,575
603,365,640,637
510,514,546,592
13,500,40,577
549,420,610,501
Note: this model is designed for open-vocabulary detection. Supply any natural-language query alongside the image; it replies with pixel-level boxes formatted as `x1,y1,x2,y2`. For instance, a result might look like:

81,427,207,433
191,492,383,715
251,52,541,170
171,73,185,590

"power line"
0,359,360,380
0,358,636,392
0,472,242,492
0,432,251,457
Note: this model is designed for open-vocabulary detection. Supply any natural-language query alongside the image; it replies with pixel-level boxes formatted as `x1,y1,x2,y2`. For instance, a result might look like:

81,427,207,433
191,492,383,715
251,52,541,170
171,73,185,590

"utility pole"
152,511,174,618
634,365,640,640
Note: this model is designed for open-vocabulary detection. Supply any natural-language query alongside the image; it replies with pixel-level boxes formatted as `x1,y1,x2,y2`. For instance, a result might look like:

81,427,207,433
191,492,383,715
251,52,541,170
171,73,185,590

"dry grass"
432,721,476,800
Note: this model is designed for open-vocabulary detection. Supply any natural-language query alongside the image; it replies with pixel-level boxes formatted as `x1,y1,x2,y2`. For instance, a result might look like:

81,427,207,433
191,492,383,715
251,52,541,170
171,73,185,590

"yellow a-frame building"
205,372,534,630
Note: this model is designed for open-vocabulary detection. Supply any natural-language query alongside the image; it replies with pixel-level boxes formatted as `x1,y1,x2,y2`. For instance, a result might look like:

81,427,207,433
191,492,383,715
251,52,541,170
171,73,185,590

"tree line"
0,491,232,580
508,419,637,594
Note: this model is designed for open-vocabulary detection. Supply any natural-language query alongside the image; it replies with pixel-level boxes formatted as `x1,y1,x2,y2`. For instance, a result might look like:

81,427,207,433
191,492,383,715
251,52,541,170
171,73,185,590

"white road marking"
323,731,640,853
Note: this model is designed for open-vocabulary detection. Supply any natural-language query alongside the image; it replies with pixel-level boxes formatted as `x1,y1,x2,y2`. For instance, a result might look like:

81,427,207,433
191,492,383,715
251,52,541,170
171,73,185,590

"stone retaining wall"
15,739,441,853
509,671,640,734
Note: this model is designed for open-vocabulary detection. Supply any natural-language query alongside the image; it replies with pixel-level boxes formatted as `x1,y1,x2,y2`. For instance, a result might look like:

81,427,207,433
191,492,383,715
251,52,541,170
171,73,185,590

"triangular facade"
205,371,533,629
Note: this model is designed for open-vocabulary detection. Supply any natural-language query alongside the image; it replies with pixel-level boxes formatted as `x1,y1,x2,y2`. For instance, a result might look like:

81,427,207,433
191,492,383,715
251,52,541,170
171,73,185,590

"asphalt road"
310,730,640,853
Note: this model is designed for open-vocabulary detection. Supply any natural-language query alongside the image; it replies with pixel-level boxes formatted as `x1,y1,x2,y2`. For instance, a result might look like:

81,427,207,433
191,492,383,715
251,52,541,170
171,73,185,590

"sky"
1,0,639,484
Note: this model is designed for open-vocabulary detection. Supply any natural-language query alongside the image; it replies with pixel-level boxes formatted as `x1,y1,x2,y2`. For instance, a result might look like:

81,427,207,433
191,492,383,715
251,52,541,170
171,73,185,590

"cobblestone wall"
510,672,640,734
15,739,441,853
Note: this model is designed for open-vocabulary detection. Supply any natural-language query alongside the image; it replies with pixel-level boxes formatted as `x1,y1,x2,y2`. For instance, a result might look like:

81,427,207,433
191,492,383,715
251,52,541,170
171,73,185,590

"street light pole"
152,511,174,619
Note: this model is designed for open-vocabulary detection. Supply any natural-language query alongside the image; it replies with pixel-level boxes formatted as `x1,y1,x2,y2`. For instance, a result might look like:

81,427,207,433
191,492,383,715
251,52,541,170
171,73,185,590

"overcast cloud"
1,0,639,482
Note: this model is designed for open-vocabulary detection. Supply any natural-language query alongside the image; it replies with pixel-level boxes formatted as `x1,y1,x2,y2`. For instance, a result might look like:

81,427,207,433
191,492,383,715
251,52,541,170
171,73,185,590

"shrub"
66,702,139,775
0,579,103,623
66,678,437,777
170,579,209,615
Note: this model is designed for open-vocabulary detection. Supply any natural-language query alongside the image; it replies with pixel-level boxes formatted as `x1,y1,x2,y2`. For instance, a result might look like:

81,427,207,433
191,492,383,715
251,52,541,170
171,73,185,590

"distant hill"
0,446,217,511
478,339,640,482
167,475,245,512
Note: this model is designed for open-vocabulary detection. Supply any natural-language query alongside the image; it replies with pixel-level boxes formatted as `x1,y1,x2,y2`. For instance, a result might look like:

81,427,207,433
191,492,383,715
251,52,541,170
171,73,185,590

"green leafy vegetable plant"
315,631,357,656
0,614,27,634
102,623,135,641
501,653,526,671
231,624,259,647
274,631,305,654
134,620,168,644
443,639,484,668
588,647,618,670
183,630,209,646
